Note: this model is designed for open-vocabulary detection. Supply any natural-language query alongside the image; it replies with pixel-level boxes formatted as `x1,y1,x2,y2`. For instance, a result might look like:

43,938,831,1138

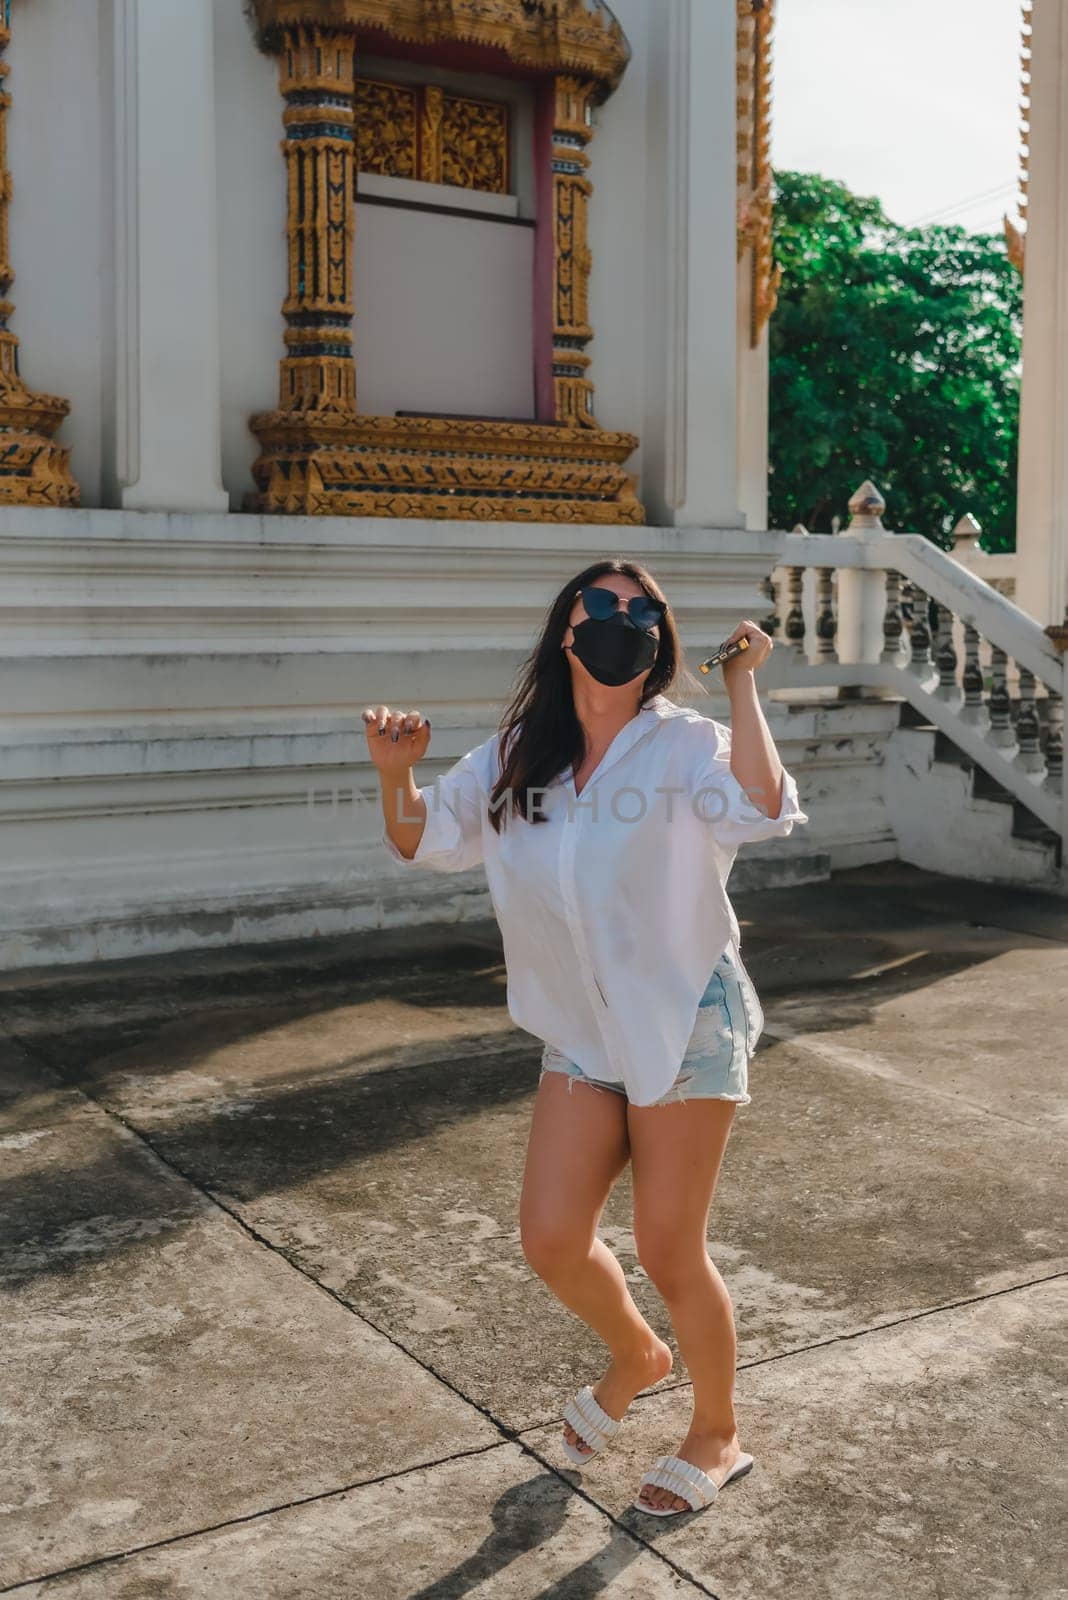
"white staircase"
884,719,1060,888
763,483,1067,894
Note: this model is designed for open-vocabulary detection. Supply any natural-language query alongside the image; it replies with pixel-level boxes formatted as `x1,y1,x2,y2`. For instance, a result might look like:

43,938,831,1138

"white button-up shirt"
380,691,809,1106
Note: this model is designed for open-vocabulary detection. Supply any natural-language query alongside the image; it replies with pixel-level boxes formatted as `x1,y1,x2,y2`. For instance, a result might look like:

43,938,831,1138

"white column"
1016,0,1068,627
736,251,770,530
641,0,743,529
110,0,227,512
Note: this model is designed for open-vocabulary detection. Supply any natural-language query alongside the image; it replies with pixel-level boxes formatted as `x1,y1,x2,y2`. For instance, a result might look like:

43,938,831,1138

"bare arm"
381,771,428,861
363,704,431,861
720,620,785,819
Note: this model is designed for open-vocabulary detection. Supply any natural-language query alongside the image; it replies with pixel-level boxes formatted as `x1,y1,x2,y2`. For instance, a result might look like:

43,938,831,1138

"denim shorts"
537,947,758,1108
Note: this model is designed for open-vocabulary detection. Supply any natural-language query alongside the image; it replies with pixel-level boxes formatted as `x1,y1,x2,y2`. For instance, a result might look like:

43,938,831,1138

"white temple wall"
5,0,756,527
9,0,107,507
353,206,535,421
214,0,283,509
602,0,744,529
736,254,771,531
1016,0,1068,628
0,2,796,970
585,0,650,467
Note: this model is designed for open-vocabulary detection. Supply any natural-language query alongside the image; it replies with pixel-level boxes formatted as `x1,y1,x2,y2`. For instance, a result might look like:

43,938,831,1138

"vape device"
698,636,751,673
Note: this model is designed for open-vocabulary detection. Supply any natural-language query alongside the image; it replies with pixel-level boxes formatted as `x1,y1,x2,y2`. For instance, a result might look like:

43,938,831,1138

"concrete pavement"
1,863,1065,1598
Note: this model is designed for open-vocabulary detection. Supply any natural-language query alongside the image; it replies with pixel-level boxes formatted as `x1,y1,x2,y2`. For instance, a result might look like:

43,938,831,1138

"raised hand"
361,705,432,775
721,620,773,684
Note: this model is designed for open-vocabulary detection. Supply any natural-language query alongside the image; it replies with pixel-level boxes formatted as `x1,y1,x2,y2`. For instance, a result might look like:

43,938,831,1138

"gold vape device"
698,636,750,673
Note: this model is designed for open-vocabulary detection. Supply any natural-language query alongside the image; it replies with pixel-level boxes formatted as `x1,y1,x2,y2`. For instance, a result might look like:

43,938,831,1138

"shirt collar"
643,692,693,722
560,692,683,789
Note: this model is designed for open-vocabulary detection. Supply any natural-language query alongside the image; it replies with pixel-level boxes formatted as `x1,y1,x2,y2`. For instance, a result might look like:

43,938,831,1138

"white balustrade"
765,483,1068,856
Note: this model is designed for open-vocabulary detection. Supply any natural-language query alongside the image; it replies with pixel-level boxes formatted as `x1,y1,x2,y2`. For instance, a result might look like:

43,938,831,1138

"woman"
365,558,808,1519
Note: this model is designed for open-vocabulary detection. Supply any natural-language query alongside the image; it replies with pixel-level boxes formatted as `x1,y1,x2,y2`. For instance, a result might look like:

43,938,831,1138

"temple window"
353,59,535,222
352,59,536,420
248,0,640,525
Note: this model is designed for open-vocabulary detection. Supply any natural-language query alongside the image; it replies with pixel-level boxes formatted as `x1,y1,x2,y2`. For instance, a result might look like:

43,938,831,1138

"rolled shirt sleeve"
380,742,491,874
692,717,809,848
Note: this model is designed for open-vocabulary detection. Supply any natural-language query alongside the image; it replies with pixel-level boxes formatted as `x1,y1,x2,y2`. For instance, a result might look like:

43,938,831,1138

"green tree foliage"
768,170,1022,551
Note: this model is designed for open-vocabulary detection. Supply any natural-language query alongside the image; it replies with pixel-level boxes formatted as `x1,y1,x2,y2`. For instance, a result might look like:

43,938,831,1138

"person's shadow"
405,1469,663,1599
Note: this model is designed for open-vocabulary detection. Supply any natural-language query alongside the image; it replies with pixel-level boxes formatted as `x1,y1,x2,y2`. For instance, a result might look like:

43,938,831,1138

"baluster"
900,577,915,629
815,566,837,661
760,571,779,638
908,584,933,673
934,602,960,701
1014,667,1045,773
784,567,806,660
960,624,987,725
1045,687,1063,795
986,645,1016,749
880,569,905,664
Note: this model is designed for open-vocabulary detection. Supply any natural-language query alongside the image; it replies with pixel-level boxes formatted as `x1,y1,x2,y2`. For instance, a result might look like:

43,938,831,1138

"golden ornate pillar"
1004,0,1031,274
248,13,360,510
551,75,597,427
736,0,780,348
276,24,357,415
0,7,78,507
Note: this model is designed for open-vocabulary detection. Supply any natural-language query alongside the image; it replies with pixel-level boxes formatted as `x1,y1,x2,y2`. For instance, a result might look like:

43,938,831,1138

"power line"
906,187,1017,231
935,187,1018,225
966,214,1015,234
904,179,1017,229
905,178,1016,227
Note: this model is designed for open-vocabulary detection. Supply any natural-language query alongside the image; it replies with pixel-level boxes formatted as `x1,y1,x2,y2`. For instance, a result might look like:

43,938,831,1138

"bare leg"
628,1096,744,1510
521,1074,673,1454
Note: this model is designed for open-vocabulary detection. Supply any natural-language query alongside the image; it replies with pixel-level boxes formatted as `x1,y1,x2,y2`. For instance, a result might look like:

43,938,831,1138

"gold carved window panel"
354,79,509,195
354,80,418,179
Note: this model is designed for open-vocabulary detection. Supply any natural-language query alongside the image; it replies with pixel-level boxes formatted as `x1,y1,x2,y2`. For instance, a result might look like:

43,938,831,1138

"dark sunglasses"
578,586,666,632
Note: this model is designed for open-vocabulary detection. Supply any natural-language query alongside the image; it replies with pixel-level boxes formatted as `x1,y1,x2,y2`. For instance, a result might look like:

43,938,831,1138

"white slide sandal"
560,1384,623,1466
632,1450,755,1516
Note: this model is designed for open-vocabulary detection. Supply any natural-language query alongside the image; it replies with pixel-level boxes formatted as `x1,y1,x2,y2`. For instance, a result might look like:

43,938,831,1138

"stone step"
897,699,935,731
883,725,1060,887
728,849,832,893
971,765,1016,805
926,729,1061,863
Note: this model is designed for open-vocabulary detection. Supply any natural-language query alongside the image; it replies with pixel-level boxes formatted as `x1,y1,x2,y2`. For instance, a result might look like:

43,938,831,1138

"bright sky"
772,0,1023,233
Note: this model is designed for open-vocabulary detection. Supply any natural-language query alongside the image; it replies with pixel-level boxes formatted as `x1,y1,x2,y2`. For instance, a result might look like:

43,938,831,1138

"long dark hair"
487,558,704,833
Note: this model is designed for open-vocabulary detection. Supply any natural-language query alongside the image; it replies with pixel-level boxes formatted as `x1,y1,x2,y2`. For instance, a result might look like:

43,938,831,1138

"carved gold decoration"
736,0,780,347
420,83,444,183
246,412,642,521
249,1,641,523
0,11,78,507
1005,0,1031,275
355,77,508,193
274,24,357,415
552,74,596,426
441,92,508,193
354,78,418,177
251,0,630,93
1005,214,1025,274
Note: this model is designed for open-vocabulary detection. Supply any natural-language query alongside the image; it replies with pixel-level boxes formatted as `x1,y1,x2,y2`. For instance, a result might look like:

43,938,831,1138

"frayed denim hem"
538,1064,752,1109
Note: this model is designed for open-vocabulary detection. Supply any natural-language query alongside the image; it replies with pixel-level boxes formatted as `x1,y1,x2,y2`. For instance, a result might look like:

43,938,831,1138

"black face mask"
567,613,659,687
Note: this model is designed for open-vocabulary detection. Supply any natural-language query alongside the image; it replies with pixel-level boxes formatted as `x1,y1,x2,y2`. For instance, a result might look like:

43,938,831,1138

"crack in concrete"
760,1023,1065,1133
5,1031,726,1599
6,911,1065,1597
